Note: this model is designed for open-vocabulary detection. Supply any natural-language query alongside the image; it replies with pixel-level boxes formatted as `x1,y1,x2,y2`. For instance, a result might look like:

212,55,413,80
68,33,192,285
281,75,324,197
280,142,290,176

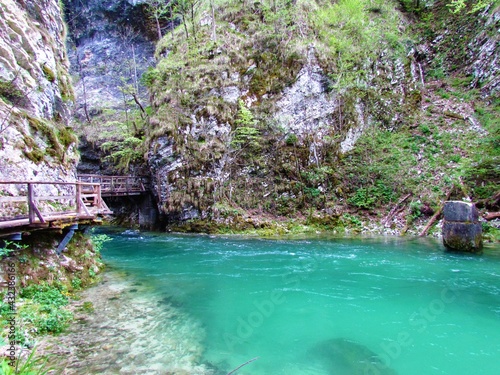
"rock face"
0,0,78,192
147,12,423,224
468,6,500,96
62,0,155,121
442,201,483,253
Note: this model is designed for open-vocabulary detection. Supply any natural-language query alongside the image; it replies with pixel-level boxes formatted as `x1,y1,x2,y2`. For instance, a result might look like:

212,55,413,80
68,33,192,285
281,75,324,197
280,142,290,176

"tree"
173,0,202,44
146,0,171,40
447,0,494,13
231,100,261,150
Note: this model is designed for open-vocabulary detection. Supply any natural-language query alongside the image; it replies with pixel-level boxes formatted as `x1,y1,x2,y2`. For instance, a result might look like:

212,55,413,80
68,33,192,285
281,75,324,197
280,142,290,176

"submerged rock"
309,338,397,375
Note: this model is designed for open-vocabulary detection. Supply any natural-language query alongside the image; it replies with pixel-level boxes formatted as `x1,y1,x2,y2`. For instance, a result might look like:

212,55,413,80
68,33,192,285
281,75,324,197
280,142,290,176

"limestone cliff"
144,0,498,233
145,0,423,225
61,0,155,177
0,0,77,191
62,0,155,124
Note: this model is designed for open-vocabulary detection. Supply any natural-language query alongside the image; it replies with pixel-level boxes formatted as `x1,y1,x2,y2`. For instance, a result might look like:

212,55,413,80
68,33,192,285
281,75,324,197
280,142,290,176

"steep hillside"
144,0,421,228
141,0,498,235
0,0,78,190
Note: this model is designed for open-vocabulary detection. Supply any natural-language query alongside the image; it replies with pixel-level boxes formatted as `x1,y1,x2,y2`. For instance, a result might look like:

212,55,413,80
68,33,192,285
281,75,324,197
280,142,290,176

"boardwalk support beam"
56,224,78,255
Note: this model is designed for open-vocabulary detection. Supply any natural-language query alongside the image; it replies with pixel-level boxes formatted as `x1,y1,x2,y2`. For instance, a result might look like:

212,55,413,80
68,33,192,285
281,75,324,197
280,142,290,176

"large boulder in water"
309,338,397,375
442,201,482,253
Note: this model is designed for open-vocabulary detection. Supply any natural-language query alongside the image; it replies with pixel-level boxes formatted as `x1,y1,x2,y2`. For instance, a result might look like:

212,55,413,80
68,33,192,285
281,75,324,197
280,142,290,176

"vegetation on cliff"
135,0,499,236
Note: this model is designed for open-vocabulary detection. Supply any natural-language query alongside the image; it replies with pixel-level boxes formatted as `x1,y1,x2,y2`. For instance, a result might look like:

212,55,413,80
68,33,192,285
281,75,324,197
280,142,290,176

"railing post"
27,183,45,224
76,183,82,214
28,183,35,224
96,183,102,209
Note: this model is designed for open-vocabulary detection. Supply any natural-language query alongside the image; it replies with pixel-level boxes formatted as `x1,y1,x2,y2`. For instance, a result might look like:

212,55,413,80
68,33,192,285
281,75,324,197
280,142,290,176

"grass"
18,283,72,336
0,345,52,375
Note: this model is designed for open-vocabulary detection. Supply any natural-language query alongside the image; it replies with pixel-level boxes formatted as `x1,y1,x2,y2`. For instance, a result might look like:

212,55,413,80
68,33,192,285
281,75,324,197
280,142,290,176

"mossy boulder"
442,201,483,253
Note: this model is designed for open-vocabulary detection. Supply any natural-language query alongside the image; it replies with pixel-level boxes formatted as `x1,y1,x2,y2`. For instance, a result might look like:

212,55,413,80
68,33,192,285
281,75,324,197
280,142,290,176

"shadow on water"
308,338,397,375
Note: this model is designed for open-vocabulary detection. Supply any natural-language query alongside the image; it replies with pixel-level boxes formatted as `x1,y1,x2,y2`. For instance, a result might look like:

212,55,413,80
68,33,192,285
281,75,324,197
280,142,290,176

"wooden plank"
0,196,28,203
27,195,76,201
32,205,46,223
0,218,30,229
0,181,97,187
28,184,45,223
78,198,92,217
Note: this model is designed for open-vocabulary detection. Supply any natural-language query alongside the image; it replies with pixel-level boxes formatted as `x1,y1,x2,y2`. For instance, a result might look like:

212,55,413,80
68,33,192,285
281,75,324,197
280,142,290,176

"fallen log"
383,193,412,228
484,212,500,221
419,189,452,237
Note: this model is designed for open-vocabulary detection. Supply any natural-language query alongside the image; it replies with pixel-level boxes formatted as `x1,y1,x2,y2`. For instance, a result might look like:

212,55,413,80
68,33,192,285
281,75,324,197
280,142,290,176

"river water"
49,230,500,375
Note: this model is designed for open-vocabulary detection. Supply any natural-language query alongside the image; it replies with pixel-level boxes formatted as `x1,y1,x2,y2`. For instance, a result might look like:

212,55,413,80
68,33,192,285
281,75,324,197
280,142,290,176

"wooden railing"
77,174,148,197
0,181,111,229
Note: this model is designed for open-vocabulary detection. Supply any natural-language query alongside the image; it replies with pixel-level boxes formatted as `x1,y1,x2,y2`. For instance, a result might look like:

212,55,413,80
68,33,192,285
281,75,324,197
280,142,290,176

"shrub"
18,283,72,335
285,133,298,146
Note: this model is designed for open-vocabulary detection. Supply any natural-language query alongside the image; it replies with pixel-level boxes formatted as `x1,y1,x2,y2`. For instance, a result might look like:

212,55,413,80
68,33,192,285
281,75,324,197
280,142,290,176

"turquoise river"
58,230,500,375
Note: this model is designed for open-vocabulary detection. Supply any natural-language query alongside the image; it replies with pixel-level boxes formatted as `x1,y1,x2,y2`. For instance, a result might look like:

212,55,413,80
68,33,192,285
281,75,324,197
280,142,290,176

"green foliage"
399,0,424,13
446,0,495,13
141,67,160,87
313,0,405,88
0,79,23,103
24,114,75,164
482,222,500,243
102,136,144,172
19,283,72,335
285,133,298,146
347,181,395,209
41,65,56,83
232,126,261,148
231,100,261,149
0,346,51,375
20,284,68,307
58,127,78,148
0,241,28,258
408,200,423,222
460,99,499,199
340,213,363,230
71,277,82,290
90,234,112,255
145,0,172,39
23,149,45,164
80,301,94,313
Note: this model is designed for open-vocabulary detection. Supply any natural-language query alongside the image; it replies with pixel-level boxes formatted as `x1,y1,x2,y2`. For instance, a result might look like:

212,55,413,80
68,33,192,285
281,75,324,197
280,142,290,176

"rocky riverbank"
38,270,214,375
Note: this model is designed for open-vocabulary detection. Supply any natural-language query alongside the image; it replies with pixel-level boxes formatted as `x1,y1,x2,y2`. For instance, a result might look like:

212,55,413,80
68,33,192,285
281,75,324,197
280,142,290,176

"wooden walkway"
0,180,113,236
77,174,148,197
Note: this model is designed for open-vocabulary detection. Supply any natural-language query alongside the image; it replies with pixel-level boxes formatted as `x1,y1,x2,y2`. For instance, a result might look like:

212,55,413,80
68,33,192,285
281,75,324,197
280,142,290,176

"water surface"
91,231,500,374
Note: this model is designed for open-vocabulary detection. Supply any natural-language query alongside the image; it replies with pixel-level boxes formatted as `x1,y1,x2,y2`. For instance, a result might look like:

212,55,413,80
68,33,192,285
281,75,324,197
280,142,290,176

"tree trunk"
210,0,217,42
182,15,189,40
155,13,162,40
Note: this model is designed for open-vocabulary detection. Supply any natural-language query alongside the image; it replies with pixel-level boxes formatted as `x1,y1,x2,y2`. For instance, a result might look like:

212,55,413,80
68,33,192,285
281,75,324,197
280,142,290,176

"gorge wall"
10,0,488,235
62,0,156,175
145,0,423,226
143,0,499,233
0,0,78,196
